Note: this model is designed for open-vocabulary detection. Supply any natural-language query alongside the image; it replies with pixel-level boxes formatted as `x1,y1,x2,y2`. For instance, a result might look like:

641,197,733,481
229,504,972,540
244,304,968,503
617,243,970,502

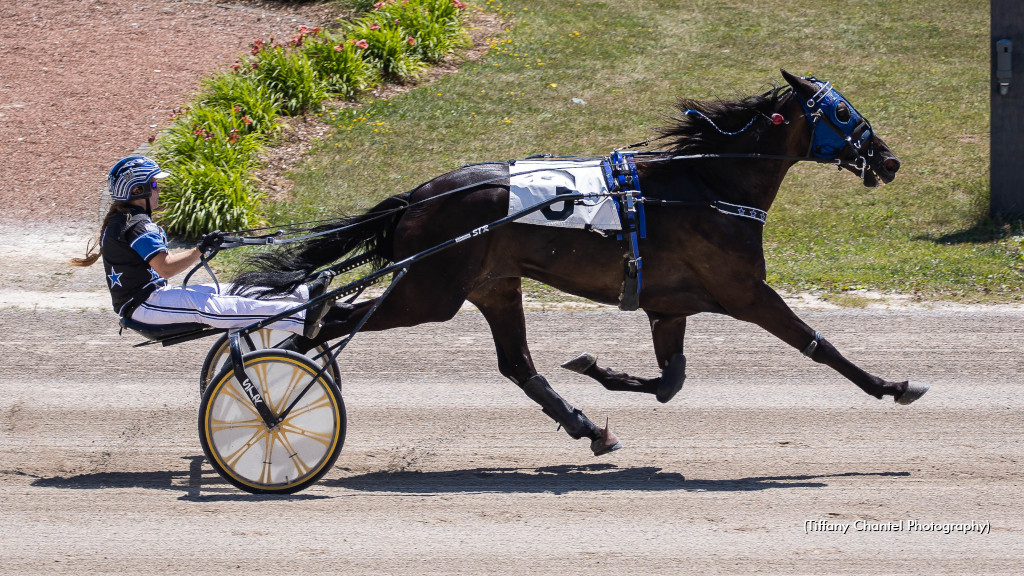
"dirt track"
1,305,1020,574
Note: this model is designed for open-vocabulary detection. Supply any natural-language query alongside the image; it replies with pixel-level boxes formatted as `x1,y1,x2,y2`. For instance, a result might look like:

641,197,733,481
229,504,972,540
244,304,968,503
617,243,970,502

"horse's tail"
231,192,411,297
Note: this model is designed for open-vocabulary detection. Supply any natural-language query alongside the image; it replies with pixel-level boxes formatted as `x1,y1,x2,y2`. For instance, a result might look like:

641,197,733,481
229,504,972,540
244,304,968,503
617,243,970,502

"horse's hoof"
655,353,686,403
562,352,597,374
591,420,622,456
895,381,930,405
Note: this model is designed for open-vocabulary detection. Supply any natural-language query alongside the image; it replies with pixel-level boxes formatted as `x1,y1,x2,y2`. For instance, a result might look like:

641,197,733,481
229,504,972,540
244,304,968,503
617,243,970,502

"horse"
233,70,928,456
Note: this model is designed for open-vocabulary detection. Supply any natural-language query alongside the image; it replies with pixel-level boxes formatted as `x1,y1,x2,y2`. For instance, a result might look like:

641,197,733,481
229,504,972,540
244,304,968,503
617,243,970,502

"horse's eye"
835,102,852,123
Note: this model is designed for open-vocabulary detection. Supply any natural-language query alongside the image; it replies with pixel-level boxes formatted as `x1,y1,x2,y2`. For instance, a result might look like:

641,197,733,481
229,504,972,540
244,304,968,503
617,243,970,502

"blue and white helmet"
108,155,170,201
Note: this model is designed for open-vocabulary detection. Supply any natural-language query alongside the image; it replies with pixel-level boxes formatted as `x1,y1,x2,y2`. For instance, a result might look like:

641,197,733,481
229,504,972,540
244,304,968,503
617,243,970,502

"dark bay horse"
234,70,928,456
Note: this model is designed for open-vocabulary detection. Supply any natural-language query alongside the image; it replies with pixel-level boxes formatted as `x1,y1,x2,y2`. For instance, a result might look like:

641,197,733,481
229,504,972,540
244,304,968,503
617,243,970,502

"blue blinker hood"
797,76,873,160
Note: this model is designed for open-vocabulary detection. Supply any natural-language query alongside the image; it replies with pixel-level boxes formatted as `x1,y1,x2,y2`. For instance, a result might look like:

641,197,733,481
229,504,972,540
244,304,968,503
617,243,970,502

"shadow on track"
28,456,329,502
27,458,910,497
325,464,910,495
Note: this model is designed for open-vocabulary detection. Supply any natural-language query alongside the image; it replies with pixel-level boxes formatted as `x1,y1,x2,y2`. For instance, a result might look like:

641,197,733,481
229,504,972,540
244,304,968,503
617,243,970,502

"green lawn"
269,0,1011,303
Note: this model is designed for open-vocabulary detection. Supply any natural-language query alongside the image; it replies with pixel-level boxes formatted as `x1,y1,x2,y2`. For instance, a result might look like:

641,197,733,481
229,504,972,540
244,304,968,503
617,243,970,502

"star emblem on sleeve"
108,267,123,288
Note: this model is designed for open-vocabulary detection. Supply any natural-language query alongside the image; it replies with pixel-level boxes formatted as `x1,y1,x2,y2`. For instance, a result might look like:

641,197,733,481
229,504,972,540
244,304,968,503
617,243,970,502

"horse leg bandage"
520,374,598,440
655,353,686,403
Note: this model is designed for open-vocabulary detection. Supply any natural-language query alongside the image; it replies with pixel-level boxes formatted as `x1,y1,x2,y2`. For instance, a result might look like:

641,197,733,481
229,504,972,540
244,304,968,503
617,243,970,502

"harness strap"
711,201,768,225
604,151,646,311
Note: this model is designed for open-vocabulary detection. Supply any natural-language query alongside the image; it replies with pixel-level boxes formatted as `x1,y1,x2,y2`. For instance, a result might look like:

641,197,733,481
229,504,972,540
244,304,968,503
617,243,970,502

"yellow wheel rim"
203,353,341,492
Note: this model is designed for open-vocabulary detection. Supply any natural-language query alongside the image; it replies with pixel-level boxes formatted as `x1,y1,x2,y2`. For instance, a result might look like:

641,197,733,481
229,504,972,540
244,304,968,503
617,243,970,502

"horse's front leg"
561,313,688,403
724,281,929,404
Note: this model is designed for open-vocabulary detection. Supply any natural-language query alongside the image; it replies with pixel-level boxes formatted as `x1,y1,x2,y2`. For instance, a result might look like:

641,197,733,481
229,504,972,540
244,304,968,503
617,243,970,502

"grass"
263,0,1010,303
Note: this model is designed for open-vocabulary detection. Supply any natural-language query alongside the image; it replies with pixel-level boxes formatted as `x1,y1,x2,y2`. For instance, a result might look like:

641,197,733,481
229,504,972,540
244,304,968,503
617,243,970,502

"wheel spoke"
259,432,276,484
282,394,332,421
272,365,309,414
256,329,276,349
209,417,263,434
252,361,272,407
219,382,261,419
222,428,269,468
274,430,313,476
279,421,335,447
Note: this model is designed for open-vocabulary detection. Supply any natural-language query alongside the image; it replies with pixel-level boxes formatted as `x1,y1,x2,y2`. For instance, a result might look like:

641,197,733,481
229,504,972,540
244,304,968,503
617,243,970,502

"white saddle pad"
507,160,621,230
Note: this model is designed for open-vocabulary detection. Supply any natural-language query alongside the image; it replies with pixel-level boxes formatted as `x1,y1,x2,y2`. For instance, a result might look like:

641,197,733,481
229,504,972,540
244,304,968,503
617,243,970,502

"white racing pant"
131,283,308,334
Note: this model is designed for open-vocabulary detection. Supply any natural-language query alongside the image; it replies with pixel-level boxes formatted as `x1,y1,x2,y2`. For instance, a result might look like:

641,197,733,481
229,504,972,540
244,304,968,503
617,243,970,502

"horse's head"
781,69,900,187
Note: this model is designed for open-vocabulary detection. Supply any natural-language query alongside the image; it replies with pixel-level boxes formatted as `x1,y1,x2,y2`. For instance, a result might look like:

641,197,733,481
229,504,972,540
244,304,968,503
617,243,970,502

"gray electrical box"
992,1,1024,220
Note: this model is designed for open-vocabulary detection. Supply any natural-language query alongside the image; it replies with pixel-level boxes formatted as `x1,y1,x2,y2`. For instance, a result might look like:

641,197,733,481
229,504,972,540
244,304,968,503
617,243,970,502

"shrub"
156,161,264,237
153,105,268,235
377,0,469,63
250,45,330,115
346,18,426,82
199,71,283,135
301,29,378,99
155,105,266,167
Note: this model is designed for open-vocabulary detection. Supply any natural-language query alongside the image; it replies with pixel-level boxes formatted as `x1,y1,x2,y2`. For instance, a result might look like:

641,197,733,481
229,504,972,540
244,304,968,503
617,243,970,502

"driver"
71,155,332,338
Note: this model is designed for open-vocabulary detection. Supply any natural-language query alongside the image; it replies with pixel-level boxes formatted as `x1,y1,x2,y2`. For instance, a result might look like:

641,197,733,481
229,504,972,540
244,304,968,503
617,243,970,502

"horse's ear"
780,69,811,93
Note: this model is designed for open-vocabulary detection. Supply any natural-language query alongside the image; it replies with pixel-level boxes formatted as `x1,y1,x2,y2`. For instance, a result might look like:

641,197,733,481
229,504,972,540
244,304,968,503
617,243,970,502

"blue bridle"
796,76,874,163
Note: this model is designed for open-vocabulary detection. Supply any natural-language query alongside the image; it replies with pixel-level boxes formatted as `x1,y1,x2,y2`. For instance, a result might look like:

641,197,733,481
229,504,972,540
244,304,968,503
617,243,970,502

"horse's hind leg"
468,278,621,455
562,313,688,403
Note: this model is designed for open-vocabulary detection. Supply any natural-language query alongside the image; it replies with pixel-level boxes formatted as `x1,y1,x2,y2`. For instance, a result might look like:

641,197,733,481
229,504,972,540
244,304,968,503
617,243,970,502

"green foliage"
199,72,282,135
156,161,264,238
301,29,378,99
375,0,470,63
250,45,330,115
346,0,380,13
153,104,268,235
346,18,426,82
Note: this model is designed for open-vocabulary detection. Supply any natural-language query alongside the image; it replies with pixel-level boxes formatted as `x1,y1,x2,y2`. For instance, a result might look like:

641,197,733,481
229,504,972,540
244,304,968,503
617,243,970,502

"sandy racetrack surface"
1,307,1021,574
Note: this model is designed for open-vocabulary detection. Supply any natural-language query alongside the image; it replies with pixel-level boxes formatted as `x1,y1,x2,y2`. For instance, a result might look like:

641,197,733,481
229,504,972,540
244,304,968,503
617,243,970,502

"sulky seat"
119,316,218,344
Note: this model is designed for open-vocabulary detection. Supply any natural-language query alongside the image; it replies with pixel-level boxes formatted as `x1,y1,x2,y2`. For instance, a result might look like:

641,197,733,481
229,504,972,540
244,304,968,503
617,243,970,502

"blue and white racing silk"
100,206,168,316
507,159,622,231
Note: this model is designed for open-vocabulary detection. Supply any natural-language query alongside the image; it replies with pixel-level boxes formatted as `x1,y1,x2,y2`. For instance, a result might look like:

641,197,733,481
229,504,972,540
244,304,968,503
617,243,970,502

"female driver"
72,155,331,338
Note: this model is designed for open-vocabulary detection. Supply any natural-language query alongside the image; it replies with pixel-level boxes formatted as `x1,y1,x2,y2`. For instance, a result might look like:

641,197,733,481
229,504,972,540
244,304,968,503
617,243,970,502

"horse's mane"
658,85,790,153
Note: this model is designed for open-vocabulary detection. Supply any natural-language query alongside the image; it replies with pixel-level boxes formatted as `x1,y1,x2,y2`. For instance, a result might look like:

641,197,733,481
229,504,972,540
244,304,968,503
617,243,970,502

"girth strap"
603,151,646,311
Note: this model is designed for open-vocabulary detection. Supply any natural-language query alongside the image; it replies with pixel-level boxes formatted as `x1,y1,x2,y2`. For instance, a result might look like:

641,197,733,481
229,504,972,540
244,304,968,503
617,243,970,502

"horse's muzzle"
862,136,900,187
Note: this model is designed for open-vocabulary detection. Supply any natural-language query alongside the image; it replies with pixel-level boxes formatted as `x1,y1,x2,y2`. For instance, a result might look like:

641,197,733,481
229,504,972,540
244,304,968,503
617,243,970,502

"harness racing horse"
233,70,929,456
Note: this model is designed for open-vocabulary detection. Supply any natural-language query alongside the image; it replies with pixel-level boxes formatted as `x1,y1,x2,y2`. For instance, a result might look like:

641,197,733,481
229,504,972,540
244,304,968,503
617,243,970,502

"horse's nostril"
883,158,901,173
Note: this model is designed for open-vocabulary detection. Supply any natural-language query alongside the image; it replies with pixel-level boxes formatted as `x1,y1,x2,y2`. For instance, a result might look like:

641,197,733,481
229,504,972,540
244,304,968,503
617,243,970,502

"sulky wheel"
199,349,346,494
199,328,340,395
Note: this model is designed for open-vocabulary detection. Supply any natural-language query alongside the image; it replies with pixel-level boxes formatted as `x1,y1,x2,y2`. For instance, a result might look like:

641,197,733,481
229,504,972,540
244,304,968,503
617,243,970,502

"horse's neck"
643,157,792,211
